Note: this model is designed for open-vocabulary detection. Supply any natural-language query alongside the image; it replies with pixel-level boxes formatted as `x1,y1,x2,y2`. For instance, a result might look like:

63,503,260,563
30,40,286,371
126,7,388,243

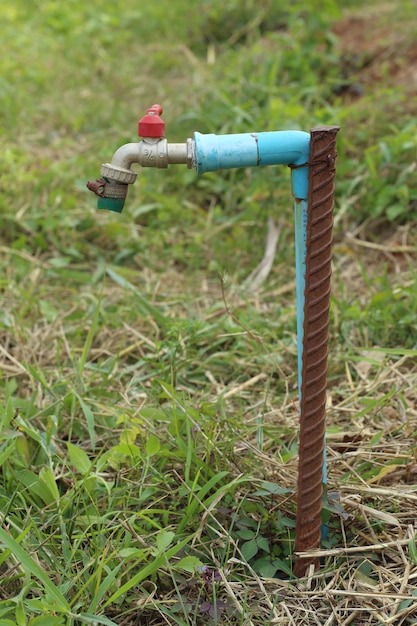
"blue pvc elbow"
193,130,310,200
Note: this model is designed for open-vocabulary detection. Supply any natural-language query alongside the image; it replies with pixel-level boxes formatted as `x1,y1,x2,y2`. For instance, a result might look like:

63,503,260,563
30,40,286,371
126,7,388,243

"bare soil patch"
333,7,417,97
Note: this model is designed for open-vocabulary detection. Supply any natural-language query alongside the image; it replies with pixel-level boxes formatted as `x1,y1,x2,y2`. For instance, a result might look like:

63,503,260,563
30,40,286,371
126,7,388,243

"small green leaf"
67,442,92,475
252,558,279,578
156,530,175,553
118,548,148,560
256,536,270,553
146,434,160,456
101,444,142,470
253,557,292,578
235,529,256,540
39,300,59,322
174,556,203,572
240,539,259,562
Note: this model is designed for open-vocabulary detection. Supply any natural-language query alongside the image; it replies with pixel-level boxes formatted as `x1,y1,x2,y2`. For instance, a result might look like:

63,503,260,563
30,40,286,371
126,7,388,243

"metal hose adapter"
87,164,137,213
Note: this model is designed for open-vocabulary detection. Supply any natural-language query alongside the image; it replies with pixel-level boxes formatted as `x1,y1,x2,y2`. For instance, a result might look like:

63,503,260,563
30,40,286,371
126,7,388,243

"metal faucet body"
106,137,195,172
87,106,339,576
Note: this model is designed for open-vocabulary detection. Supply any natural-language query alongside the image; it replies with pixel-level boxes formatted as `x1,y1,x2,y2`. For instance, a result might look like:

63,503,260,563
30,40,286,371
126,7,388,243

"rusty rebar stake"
294,126,340,577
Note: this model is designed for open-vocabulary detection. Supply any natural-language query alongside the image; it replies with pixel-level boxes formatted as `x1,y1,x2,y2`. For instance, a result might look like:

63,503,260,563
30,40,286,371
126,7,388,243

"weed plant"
1,0,417,624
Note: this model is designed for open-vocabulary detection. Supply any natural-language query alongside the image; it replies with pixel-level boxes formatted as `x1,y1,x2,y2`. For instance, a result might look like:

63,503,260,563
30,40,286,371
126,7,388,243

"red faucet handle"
138,104,165,138
148,104,163,116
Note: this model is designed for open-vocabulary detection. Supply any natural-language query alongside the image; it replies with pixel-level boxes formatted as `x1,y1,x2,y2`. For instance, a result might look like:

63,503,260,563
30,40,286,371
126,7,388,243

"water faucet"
87,104,340,576
87,105,194,212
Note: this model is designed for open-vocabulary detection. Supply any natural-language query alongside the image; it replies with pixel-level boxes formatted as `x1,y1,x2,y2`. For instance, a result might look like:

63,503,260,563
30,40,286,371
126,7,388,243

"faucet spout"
108,143,141,171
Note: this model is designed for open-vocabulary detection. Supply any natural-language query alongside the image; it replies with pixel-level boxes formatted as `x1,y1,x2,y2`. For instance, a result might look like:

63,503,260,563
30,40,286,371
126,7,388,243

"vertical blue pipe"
293,198,308,397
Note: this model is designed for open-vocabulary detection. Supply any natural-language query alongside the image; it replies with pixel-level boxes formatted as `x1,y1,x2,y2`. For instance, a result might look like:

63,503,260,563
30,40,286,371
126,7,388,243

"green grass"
1,0,417,624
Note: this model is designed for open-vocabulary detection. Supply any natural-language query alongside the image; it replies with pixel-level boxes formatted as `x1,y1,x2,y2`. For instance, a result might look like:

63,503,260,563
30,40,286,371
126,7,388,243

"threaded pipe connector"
100,164,137,184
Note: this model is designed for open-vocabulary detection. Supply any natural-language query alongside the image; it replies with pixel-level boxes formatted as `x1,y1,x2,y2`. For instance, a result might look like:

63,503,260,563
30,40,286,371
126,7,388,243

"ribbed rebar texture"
294,126,340,577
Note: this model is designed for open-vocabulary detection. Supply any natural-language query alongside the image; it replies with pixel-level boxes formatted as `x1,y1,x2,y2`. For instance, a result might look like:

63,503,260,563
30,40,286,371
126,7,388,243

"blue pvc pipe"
293,198,308,396
194,130,310,200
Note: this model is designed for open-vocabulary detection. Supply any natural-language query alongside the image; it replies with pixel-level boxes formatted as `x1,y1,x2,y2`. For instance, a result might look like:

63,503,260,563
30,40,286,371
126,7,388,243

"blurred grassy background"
1,0,417,624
